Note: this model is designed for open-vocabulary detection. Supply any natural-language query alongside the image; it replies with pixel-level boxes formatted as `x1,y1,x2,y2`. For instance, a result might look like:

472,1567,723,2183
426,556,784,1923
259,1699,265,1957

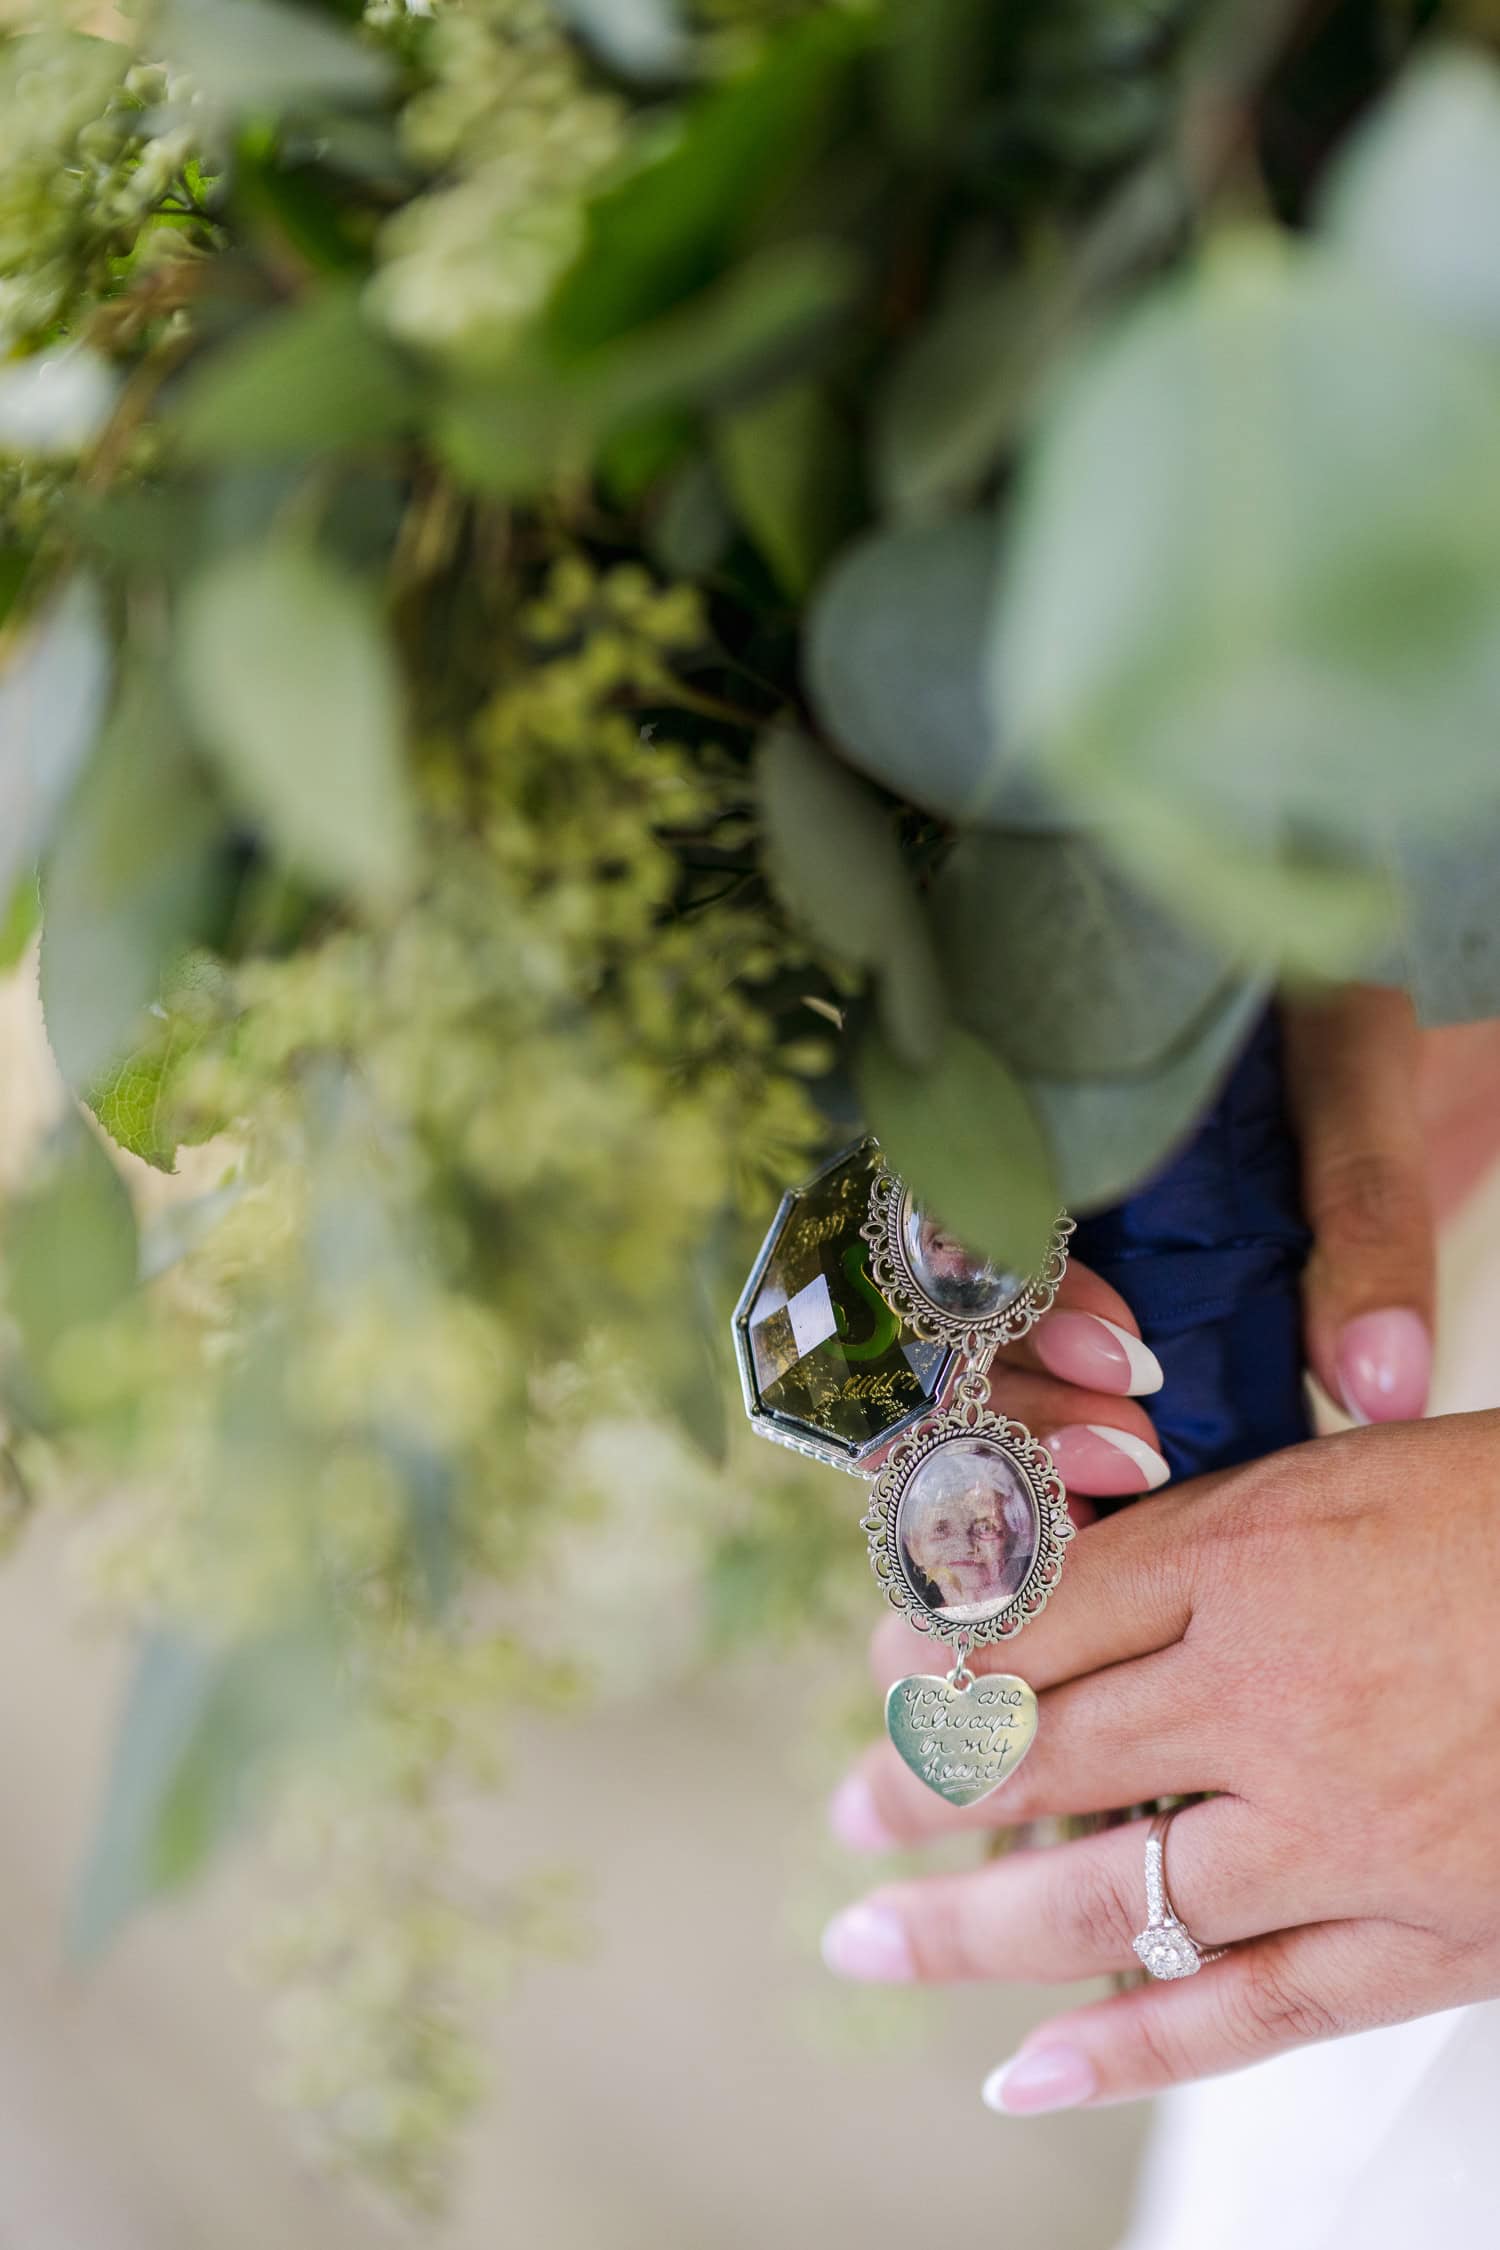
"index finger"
868,1479,1204,1699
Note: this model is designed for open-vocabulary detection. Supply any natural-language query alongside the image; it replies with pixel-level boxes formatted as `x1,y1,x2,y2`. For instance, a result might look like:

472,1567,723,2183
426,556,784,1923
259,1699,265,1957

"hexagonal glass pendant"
733,1142,952,1471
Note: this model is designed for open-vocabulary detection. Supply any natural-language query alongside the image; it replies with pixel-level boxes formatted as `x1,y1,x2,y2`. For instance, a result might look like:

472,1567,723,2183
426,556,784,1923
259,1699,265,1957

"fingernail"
828,1773,898,1854
1336,1308,1431,1425
820,1900,914,1982
1044,1423,1170,1497
1036,1312,1163,1398
982,2043,1098,2116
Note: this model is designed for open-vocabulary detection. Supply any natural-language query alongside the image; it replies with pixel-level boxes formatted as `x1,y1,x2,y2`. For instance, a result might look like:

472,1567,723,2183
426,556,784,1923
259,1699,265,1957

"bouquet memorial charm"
733,1143,1074,1806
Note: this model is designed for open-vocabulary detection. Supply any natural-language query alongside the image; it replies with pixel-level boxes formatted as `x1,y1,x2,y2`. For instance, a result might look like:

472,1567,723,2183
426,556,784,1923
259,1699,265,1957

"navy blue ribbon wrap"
1071,1011,1314,1485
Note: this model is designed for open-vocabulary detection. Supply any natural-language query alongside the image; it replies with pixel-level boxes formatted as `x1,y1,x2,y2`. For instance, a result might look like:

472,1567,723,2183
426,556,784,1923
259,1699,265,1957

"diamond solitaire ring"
1132,1808,1228,1980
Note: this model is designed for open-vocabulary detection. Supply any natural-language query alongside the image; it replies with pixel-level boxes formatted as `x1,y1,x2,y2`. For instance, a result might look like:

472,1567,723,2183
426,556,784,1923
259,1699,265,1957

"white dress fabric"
1119,1163,1500,2250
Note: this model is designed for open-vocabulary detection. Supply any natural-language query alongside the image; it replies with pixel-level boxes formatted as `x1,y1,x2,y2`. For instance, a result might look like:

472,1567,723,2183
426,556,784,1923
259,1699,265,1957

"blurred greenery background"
4,0,1500,2219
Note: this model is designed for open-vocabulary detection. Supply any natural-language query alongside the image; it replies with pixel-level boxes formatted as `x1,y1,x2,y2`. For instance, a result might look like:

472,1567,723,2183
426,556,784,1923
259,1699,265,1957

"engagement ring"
1132,1808,1227,1980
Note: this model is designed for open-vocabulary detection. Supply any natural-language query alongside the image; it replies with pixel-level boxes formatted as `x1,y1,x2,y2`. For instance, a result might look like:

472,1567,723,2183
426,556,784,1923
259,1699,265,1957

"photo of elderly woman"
896,1438,1040,1624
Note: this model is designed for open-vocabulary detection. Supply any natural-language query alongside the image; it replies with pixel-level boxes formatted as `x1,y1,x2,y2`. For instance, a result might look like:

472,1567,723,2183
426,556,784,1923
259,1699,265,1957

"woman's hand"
822,1412,1500,2112
968,1253,1167,1509
1284,982,1500,1423
1283,986,1436,1424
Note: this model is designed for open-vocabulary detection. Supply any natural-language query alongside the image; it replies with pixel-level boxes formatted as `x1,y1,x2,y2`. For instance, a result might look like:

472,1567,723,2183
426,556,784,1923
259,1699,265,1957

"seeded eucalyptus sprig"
3,0,1500,2201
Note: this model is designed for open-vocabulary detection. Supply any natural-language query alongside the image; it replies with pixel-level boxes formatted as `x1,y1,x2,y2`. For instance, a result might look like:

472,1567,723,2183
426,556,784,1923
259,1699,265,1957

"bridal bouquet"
3,0,1499,2201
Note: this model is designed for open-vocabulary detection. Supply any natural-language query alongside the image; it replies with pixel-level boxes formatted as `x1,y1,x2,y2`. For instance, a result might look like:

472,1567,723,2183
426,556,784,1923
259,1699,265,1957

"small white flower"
0,346,118,456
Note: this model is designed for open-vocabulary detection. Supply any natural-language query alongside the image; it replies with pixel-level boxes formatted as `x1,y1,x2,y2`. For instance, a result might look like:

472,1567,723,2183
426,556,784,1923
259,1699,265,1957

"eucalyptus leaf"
40,673,224,1098
755,725,943,1067
439,243,859,496
96,1050,191,1174
601,243,859,415
714,380,857,596
874,268,1066,519
1026,978,1268,1210
234,138,375,272
67,1633,221,1960
1321,46,1500,345
177,540,415,904
69,1624,342,1961
1064,767,1395,976
0,573,111,906
933,831,1232,1078
993,233,1500,882
547,9,867,354
435,383,586,499
139,1181,245,1281
1383,818,1500,1028
646,456,734,578
173,289,423,461
157,0,393,115
0,875,37,970
805,516,1056,827
556,0,686,78
4,1115,138,1415
856,1020,1058,1273
84,953,233,1174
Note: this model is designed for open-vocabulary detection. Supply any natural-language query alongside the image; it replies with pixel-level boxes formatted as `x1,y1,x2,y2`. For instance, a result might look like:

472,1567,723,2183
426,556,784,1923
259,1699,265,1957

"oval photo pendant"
865,1383,1069,1801
863,1165,1074,1364
861,1377,1072,1647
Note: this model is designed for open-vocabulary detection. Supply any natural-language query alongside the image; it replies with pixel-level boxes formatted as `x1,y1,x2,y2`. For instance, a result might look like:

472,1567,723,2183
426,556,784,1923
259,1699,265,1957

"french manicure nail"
828,1773,898,1854
820,1900,914,1983
1036,1312,1164,1398
982,2043,1098,2116
1044,1423,1170,1497
1336,1307,1431,1425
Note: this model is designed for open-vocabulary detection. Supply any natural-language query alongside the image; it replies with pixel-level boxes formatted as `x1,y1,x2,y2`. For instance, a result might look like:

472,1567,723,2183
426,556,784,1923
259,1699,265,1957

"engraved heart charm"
884,1670,1039,1807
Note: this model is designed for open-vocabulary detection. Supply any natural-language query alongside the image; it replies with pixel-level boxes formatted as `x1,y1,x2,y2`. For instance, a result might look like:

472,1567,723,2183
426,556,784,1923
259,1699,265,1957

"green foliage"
0,33,178,344
39,669,224,1095
85,952,233,1171
1320,44,1500,344
872,264,1069,521
0,573,111,906
756,723,943,1065
856,1020,1059,1274
0,875,38,969
805,514,1041,823
172,289,426,460
69,1623,342,1960
1028,978,1269,1210
177,539,416,903
992,232,1500,966
932,832,1233,1078
3,0,1500,2207
715,378,859,594
544,6,869,351
1384,822,1500,1030
436,238,861,493
3,1114,139,1421
155,0,394,118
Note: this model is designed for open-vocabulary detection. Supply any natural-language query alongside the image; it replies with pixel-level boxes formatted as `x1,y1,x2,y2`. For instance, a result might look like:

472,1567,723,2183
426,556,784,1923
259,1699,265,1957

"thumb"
1282,986,1435,1425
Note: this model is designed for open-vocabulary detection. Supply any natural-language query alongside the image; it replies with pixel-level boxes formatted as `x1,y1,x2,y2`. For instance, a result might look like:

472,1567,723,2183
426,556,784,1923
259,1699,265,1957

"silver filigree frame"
861,1377,1074,1645
862,1164,1075,1363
